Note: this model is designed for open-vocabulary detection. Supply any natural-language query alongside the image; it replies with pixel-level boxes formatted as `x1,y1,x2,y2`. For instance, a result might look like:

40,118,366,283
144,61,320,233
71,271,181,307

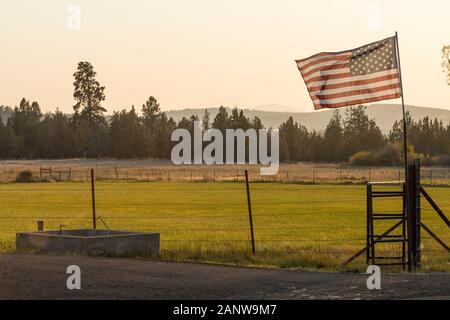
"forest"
0,61,449,166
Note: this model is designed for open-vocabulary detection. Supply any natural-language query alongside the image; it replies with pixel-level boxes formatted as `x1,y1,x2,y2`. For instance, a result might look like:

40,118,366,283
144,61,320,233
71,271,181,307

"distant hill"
165,104,450,133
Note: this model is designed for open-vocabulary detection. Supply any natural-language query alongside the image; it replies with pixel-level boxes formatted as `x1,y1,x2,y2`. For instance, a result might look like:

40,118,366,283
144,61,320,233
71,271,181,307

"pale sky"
1,0,449,113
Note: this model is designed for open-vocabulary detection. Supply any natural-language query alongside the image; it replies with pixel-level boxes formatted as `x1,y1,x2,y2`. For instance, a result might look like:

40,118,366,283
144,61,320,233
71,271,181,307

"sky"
1,0,450,114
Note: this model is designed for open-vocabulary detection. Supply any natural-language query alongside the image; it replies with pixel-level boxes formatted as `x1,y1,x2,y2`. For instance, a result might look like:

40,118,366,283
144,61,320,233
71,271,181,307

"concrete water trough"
16,229,160,257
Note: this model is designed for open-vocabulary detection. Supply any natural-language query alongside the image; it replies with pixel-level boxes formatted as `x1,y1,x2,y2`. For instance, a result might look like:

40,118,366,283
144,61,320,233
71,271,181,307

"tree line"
0,61,449,166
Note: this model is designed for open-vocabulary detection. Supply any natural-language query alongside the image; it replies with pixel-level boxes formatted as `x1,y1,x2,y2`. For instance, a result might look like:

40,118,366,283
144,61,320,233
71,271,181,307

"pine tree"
72,61,107,157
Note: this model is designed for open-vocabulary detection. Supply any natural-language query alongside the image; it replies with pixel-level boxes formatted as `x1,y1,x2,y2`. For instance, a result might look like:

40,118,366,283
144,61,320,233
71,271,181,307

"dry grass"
0,159,449,186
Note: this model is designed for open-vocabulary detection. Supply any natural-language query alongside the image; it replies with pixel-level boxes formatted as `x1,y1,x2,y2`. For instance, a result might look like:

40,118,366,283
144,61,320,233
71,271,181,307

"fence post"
407,159,421,271
91,169,97,229
414,159,421,269
244,170,256,255
366,183,373,264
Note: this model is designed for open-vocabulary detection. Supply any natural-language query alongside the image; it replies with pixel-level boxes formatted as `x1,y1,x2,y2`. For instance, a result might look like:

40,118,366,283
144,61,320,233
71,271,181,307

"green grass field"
0,181,448,272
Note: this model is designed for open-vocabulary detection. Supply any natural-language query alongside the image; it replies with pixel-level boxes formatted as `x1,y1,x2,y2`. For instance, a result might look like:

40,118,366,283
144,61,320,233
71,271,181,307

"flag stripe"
312,88,401,105
310,78,399,95
297,52,352,69
296,51,350,65
299,59,349,74
303,67,350,82
308,73,399,93
312,83,400,100
306,69,399,88
306,72,354,83
301,62,350,78
312,92,401,109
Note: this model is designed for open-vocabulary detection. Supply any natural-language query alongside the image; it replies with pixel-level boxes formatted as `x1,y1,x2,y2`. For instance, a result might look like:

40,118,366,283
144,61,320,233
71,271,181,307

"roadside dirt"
0,254,449,300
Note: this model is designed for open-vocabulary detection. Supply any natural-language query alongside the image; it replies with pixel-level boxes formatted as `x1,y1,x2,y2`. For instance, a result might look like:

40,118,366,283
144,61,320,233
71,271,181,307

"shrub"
349,151,375,166
374,143,401,166
16,170,36,183
430,154,450,167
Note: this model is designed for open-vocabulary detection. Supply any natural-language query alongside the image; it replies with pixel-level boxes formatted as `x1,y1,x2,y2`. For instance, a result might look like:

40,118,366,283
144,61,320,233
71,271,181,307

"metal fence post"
91,169,97,229
244,170,256,255
407,161,423,271
366,183,373,264
414,159,421,269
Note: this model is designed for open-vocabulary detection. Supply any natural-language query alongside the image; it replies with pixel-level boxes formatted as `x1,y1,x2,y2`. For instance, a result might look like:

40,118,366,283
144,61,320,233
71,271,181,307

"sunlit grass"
0,181,448,272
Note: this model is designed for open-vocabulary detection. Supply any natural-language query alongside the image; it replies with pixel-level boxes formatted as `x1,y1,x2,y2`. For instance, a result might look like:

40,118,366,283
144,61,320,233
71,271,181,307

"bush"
16,170,37,183
429,154,450,167
374,143,401,166
349,151,375,166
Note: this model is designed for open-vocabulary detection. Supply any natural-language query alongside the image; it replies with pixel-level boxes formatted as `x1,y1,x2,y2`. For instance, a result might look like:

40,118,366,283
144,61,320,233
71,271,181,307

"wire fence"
1,164,450,186
0,175,448,269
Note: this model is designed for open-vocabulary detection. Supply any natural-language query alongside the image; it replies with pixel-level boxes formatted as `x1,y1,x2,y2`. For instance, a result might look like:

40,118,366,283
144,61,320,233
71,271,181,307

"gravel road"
0,254,448,300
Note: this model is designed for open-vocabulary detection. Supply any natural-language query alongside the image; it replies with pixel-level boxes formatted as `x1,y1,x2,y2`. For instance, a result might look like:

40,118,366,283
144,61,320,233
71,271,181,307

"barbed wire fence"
1,165,450,186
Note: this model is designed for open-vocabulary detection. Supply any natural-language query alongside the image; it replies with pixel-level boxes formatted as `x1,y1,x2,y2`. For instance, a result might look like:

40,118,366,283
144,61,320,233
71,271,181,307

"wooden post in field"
90,169,97,229
244,170,256,255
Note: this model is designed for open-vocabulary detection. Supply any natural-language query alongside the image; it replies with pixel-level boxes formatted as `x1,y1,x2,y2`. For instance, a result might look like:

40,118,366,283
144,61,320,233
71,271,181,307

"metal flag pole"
395,31,408,181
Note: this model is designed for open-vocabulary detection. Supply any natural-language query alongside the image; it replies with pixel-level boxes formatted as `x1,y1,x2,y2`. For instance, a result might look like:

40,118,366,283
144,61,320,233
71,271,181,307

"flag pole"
395,31,408,181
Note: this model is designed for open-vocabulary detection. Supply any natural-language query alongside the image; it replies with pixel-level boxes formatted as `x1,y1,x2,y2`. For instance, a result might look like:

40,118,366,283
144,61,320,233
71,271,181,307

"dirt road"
0,254,448,300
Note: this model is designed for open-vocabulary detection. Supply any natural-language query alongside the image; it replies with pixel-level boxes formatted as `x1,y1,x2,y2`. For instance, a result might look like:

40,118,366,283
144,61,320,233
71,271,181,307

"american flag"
296,36,401,110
